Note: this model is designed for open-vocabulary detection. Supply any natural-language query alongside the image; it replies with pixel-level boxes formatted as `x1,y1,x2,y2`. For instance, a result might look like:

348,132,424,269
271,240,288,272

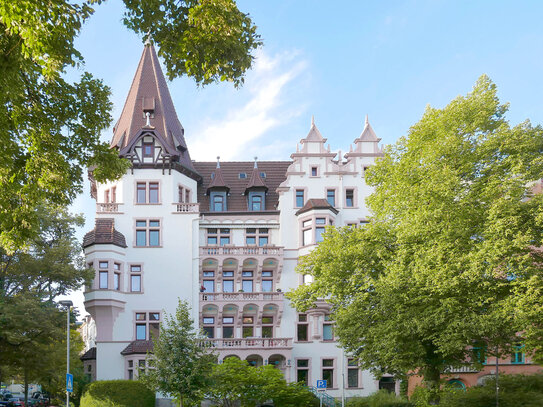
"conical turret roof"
111,42,194,171
245,158,267,193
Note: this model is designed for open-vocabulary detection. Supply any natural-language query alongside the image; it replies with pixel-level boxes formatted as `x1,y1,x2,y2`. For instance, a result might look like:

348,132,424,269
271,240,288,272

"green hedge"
439,373,543,407
347,390,412,407
80,380,155,407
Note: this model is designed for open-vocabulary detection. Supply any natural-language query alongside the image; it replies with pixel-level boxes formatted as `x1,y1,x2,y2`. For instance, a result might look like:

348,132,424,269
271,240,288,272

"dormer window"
248,191,265,211
239,173,247,179
142,140,154,158
210,191,227,212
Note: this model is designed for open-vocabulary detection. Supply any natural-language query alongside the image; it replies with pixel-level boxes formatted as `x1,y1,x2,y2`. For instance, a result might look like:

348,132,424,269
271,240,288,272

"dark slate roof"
121,340,154,355
110,43,194,172
83,219,127,248
80,347,96,361
295,198,339,216
194,161,291,213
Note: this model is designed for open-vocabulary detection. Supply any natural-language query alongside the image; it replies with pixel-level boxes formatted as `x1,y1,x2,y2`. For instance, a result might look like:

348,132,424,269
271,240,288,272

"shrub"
347,390,412,407
439,373,543,407
80,380,155,407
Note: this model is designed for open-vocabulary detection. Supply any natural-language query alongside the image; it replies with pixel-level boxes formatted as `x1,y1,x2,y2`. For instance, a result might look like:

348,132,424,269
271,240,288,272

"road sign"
66,373,73,393
316,379,327,390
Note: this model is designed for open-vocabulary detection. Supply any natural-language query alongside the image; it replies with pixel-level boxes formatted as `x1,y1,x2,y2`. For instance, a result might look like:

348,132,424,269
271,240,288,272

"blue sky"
64,0,543,312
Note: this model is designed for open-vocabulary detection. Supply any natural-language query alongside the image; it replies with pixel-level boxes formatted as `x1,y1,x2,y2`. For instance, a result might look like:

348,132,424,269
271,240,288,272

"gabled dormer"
345,115,384,158
110,41,199,179
244,158,268,211
207,157,229,212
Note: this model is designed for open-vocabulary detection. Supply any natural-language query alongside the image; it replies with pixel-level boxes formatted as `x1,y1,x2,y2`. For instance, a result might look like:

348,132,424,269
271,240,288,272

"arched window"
447,379,466,391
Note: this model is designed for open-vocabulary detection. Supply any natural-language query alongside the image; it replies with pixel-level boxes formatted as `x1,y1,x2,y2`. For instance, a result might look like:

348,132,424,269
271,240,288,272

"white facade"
83,43,397,400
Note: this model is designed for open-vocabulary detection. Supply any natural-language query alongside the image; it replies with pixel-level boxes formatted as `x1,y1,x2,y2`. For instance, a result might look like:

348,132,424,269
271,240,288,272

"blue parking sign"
66,373,74,393
316,379,327,389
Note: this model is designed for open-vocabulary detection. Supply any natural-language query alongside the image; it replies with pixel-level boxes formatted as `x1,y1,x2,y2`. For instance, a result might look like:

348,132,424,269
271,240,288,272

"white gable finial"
216,156,220,168
327,144,331,152
338,149,342,162
365,114,369,126
296,143,300,153
254,156,258,169
349,144,353,152
145,111,151,127
311,115,315,127
144,30,152,46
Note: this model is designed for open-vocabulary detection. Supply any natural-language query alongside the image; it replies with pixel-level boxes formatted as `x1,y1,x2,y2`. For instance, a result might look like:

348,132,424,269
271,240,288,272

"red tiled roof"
295,198,338,216
207,165,229,191
80,347,96,360
120,340,154,355
83,219,127,248
110,43,194,172
194,161,291,213
245,165,267,191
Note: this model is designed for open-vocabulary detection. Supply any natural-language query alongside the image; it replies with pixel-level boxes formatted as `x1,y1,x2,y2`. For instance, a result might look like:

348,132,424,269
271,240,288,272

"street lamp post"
59,300,73,407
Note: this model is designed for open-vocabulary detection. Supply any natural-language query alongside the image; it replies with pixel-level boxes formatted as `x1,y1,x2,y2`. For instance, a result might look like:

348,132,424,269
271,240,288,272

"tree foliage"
288,76,543,392
0,0,260,251
0,205,92,384
139,300,217,406
207,357,318,407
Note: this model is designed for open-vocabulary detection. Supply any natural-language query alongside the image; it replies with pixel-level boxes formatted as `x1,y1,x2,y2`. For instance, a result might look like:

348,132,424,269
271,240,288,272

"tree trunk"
422,365,442,405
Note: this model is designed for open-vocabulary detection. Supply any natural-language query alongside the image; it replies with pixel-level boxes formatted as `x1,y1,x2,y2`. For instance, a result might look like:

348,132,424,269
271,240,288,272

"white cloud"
188,49,309,161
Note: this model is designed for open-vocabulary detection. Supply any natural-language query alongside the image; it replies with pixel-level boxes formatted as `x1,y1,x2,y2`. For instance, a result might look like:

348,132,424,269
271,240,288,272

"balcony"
96,203,123,213
172,202,200,213
201,292,284,302
201,337,292,349
200,246,283,256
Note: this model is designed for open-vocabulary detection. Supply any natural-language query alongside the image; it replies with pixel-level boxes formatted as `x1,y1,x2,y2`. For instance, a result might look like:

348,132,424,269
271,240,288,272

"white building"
82,42,397,401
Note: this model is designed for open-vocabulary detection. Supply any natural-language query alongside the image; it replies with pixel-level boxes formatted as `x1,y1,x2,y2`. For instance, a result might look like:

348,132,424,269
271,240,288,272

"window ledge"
133,246,163,248
135,203,162,205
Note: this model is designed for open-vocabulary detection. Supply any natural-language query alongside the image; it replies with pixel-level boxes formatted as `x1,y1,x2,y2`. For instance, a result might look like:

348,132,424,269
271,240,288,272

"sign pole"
66,305,70,407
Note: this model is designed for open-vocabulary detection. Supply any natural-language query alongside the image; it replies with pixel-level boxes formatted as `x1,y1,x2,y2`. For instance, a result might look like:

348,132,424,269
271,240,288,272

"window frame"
134,219,162,247
134,181,161,205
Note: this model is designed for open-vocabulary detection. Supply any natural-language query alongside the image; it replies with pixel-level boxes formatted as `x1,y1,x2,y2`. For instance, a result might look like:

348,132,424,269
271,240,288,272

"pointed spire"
111,44,194,171
304,115,324,141
245,157,267,193
358,114,379,142
208,157,228,191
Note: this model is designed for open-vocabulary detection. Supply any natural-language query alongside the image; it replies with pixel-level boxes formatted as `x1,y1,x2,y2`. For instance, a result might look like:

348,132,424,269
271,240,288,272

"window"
223,316,234,338
223,279,234,293
134,312,160,340
130,265,142,292
249,192,264,211
297,314,308,341
210,191,227,211
262,279,273,292
302,219,312,246
135,220,160,247
246,228,269,246
238,173,247,179
203,317,214,338
472,346,486,365
511,345,525,364
128,360,134,380
262,316,273,338
345,189,354,207
207,228,230,246
347,359,359,388
242,279,253,292
296,190,305,208
114,272,120,290
142,140,154,158
260,172,266,178
297,359,309,385
316,218,326,243
178,185,191,203
311,166,318,176
104,189,110,203
203,280,214,292
98,261,108,289
323,314,334,341
242,316,254,338
322,359,334,388
326,189,335,206
136,182,160,204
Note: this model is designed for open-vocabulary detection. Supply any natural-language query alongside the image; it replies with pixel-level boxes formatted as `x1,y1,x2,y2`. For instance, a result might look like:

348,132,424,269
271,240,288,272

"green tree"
207,357,318,407
0,0,260,251
139,300,217,406
0,205,93,384
288,76,543,398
